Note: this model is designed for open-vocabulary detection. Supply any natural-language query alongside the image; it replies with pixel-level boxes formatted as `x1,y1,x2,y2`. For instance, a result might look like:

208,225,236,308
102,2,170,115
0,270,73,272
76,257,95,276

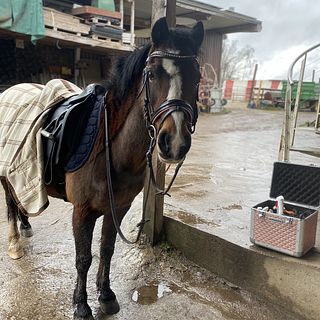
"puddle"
175,210,220,227
131,280,246,320
132,282,173,305
223,204,243,210
165,206,220,227
208,203,243,212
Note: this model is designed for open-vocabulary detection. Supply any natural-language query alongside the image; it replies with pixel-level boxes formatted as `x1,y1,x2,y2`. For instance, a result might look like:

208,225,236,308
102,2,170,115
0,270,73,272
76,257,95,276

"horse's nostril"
158,132,171,155
178,142,189,158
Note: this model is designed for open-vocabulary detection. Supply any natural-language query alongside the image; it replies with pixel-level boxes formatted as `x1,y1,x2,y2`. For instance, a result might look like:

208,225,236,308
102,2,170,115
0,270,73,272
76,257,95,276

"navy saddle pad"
42,83,105,187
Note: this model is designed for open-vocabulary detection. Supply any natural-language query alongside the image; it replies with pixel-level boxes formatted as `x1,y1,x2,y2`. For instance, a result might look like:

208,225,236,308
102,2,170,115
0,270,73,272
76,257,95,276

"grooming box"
250,162,320,257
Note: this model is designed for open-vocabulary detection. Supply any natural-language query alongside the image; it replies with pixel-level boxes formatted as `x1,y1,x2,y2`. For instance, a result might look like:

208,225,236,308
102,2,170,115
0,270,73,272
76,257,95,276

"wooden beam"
129,0,135,46
143,0,176,245
74,47,81,86
44,29,132,52
213,23,262,34
166,0,176,27
248,63,258,103
120,0,124,30
151,0,166,27
143,157,166,245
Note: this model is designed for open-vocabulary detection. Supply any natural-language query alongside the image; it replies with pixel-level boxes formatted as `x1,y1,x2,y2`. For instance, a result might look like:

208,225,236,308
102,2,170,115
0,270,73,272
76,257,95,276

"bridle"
142,50,200,195
104,49,200,244
142,50,199,135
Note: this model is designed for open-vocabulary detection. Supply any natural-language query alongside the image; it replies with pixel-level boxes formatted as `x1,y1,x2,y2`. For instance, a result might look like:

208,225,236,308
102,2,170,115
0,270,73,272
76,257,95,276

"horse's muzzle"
157,130,191,164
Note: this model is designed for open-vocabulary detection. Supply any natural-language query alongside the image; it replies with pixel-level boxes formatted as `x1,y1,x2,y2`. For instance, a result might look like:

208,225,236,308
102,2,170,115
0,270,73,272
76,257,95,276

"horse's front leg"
72,204,98,320
96,206,129,315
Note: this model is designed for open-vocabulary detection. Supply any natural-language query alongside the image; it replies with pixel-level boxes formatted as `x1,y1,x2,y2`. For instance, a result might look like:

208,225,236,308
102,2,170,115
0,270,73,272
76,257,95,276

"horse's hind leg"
19,213,33,238
72,204,97,320
96,207,129,315
0,179,24,259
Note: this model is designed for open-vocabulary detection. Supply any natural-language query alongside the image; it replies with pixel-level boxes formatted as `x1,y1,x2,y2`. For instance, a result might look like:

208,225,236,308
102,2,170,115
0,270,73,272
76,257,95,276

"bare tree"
221,39,257,83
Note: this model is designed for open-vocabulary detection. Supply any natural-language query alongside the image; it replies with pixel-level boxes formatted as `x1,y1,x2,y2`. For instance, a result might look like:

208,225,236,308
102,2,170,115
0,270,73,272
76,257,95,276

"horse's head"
144,18,204,164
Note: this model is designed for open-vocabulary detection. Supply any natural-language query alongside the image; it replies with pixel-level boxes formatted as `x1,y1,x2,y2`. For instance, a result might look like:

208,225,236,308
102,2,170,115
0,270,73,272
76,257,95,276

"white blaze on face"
162,58,184,159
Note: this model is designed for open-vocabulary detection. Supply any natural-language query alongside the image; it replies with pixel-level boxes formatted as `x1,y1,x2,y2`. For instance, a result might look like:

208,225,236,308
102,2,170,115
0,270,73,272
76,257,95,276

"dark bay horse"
0,18,204,319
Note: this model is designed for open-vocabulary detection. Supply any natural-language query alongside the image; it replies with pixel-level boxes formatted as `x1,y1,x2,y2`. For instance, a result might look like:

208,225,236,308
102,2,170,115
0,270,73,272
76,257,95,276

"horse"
0,17,204,319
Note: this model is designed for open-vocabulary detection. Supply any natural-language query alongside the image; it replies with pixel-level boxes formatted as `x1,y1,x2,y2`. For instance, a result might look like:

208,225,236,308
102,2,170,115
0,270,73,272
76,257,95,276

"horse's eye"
148,71,155,81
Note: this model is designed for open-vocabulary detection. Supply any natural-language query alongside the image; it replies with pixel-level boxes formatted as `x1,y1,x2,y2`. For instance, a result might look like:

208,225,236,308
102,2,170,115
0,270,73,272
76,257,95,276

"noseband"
142,50,199,135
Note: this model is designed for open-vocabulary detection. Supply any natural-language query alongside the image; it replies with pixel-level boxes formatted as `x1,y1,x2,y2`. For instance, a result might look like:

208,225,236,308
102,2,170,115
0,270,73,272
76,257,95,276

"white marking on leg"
8,218,23,259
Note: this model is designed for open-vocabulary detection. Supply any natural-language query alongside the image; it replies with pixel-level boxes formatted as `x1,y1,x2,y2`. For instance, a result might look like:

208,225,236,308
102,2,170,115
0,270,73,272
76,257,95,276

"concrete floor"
166,103,320,250
0,104,316,320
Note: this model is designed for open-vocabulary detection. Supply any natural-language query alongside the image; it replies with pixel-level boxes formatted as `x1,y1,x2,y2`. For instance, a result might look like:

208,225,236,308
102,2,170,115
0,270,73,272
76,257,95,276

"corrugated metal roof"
125,0,261,35
177,0,262,33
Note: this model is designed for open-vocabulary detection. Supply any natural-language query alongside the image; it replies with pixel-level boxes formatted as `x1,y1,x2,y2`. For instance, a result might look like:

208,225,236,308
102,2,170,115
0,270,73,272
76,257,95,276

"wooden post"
248,63,258,106
143,0,176,245
74,47,81,86
151,0,166,26
164,0,176,27
119,0,124,31
255,80,262,108
129,0,135,46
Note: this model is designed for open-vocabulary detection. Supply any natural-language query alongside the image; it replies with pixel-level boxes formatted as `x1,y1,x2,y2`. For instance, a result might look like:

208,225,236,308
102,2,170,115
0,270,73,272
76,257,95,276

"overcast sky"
201,0,320,80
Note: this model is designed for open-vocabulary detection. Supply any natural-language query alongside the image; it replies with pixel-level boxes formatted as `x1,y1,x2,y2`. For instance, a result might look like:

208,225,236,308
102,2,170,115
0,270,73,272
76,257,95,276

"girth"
41,83,106,194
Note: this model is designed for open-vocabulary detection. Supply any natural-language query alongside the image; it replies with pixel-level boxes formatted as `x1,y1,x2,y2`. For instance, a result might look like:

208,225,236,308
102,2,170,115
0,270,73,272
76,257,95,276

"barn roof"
127,0,262,37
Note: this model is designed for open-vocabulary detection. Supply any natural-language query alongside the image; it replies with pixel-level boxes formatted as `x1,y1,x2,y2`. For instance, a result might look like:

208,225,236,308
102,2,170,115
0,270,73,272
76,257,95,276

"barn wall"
200,30,223,85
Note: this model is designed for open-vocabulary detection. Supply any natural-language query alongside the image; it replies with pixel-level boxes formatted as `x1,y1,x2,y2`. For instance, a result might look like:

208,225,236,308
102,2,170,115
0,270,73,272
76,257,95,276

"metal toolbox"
250,162,320,257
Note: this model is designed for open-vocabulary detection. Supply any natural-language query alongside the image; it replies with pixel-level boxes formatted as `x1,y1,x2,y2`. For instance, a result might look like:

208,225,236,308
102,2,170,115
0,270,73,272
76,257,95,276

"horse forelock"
162,26,200,56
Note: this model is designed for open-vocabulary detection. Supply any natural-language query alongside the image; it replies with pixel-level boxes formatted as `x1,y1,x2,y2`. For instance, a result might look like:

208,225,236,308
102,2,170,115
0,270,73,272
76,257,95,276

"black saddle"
42,83,106,194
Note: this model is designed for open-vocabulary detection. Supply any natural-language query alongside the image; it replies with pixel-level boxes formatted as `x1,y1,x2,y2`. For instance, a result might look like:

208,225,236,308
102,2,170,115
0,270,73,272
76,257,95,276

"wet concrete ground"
0,104,314,320
165,103,320,251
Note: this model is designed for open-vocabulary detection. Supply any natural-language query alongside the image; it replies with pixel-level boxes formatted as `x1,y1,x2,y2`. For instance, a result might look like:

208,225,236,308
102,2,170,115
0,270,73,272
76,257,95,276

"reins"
104,50,199,244
104,102,149,244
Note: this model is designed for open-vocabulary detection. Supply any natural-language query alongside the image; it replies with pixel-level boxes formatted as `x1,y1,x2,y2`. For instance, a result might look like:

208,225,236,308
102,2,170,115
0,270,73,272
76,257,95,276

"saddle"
41,83,106,195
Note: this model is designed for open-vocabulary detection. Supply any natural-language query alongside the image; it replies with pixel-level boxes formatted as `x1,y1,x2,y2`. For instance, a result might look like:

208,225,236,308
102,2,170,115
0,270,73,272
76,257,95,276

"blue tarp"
0,0,45,43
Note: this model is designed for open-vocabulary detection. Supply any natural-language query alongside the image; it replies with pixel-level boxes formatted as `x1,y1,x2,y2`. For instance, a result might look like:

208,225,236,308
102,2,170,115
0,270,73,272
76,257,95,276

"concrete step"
164,214,320,320
290,146,320,157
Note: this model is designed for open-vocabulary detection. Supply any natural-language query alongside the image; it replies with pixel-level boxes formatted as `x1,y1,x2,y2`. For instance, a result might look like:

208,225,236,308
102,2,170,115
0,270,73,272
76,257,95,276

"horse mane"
107,43,152,101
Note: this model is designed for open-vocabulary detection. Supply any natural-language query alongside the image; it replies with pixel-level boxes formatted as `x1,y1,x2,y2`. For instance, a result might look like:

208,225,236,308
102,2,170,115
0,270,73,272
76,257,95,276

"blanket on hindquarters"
0,79,82,216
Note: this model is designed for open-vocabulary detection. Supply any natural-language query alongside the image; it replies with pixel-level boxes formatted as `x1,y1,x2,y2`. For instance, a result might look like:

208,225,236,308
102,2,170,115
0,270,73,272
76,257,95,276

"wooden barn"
0,0,261,90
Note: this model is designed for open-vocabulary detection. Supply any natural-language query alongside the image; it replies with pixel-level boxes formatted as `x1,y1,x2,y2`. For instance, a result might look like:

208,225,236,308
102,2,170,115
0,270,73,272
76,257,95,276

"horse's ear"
151,17,169,47
192,21,204,50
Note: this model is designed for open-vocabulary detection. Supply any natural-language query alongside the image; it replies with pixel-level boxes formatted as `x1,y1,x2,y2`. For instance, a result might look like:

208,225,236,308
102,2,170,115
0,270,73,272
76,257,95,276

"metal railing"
279,43,320,161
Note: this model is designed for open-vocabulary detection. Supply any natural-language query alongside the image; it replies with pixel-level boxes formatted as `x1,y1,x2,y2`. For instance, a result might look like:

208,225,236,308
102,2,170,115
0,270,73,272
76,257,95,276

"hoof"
99,297,120,315
8,239,24,259
73,303,93,320
20,226,33,238
8,248,24,260
73,314,94,320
